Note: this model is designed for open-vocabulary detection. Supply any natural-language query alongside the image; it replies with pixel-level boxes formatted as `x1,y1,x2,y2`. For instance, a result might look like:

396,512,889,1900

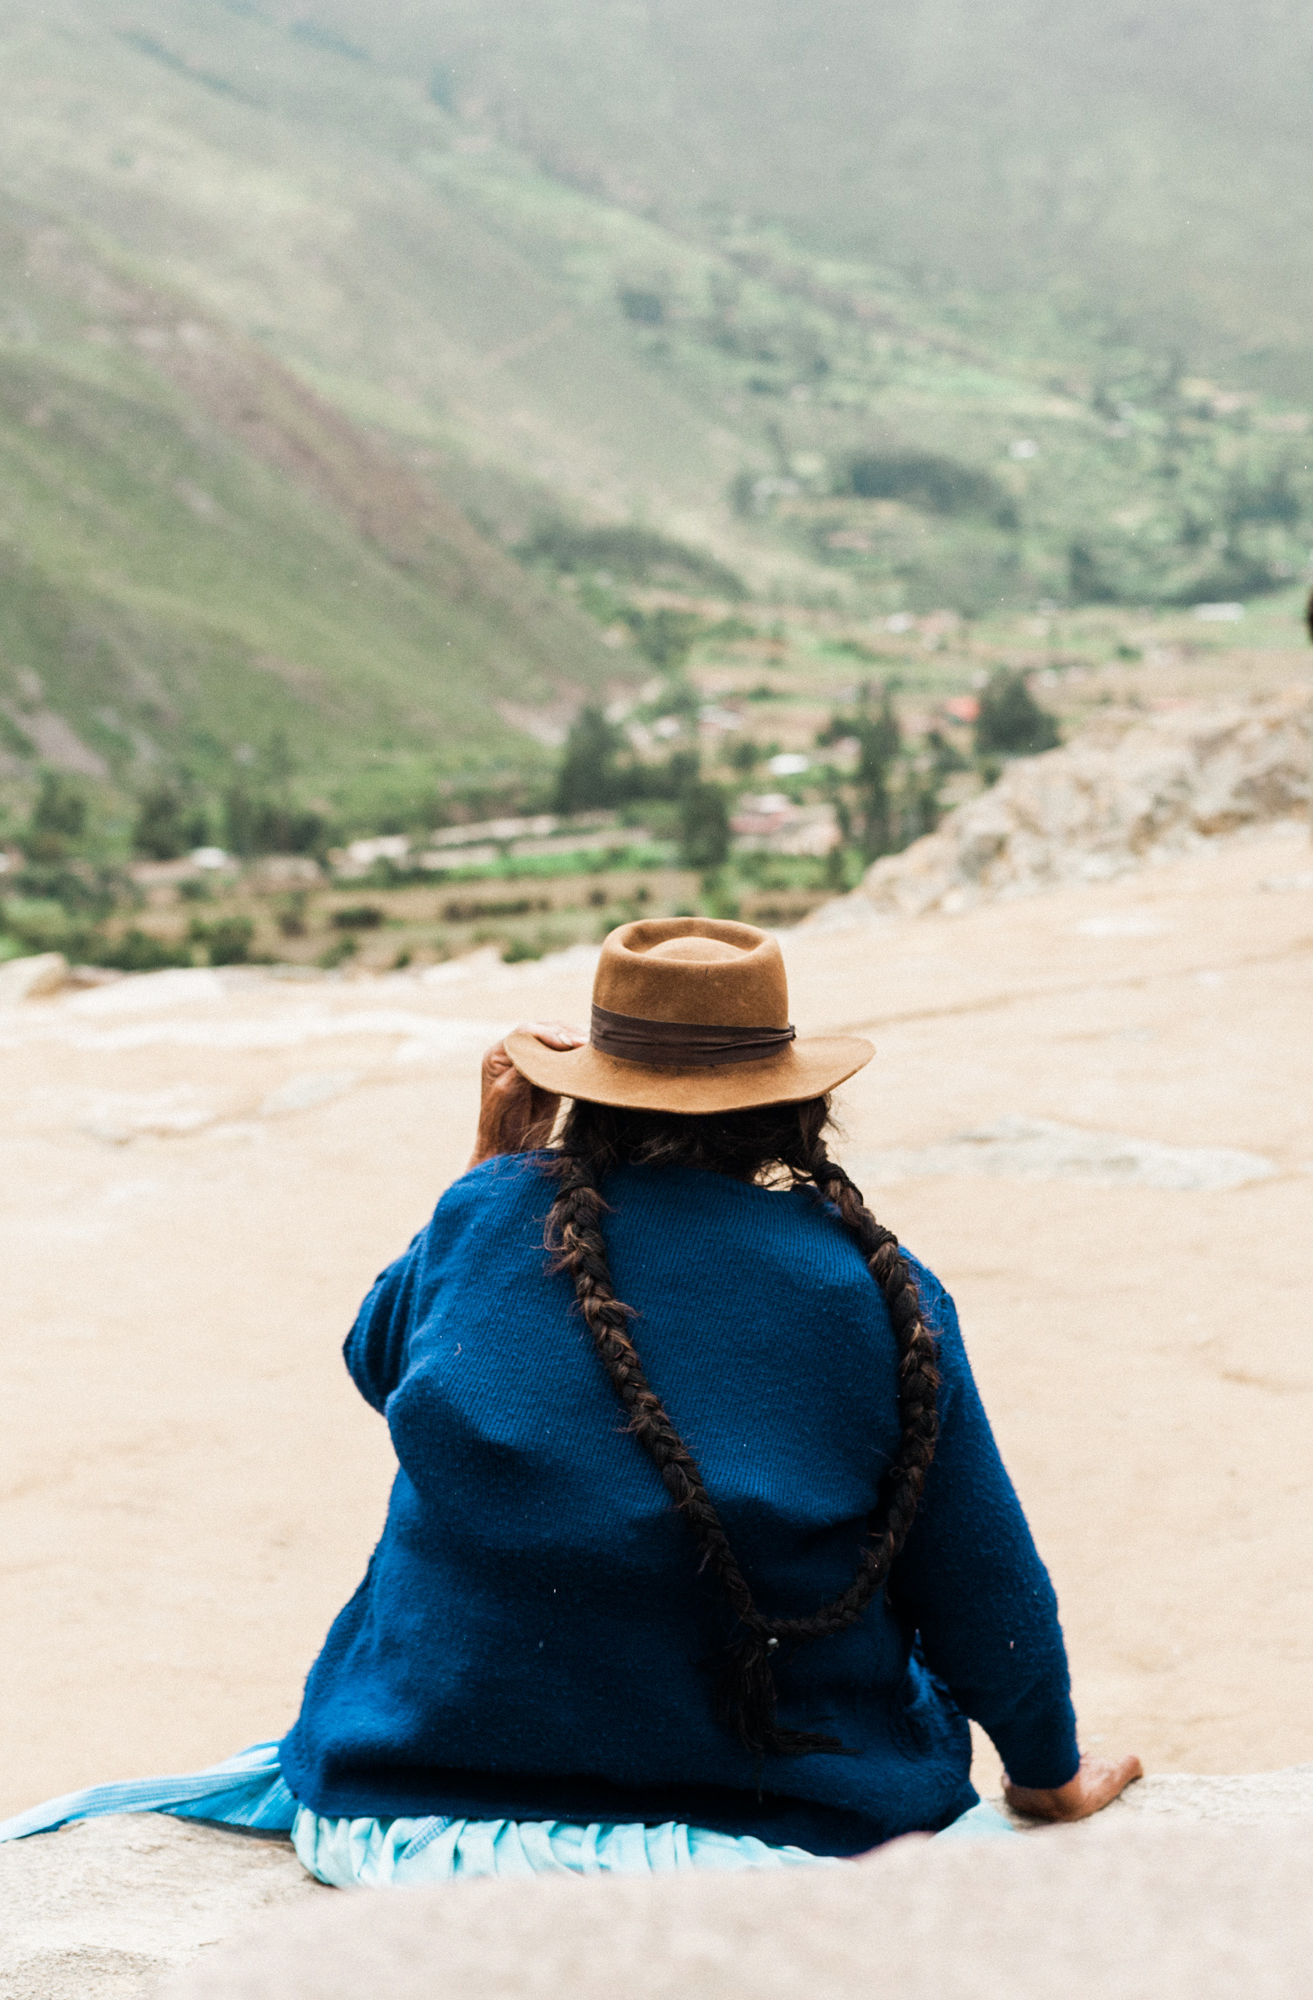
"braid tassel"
711,1629,852,1759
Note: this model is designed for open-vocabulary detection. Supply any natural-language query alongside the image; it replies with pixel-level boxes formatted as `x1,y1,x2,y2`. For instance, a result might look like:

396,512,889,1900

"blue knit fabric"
280,1155,1078,1856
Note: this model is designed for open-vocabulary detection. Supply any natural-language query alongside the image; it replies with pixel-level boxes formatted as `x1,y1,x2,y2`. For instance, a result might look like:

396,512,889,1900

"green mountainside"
0,0,1309,841
0,6,679,824
0,190,627,823
289,0,1313,397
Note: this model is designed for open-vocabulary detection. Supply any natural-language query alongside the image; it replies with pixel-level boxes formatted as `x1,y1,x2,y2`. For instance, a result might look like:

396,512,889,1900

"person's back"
283,1140,1075,1852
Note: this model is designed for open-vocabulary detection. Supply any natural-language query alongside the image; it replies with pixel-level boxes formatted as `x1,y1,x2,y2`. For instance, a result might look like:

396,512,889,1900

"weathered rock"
0,951,68,1002
5,1772,1312,1999
165,1809,1313,2000
815,693,1312,924
1093,1762,1313,1825
0,1814,318,2000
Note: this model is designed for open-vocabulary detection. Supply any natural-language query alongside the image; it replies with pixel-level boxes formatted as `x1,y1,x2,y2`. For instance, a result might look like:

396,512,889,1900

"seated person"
1,919,1139,1882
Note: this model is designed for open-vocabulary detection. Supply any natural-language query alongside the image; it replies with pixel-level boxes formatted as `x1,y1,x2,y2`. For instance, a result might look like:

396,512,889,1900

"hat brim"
503,1032,874,1114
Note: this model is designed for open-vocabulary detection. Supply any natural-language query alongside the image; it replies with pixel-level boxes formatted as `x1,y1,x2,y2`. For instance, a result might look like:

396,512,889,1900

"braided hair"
544,1095,939,1761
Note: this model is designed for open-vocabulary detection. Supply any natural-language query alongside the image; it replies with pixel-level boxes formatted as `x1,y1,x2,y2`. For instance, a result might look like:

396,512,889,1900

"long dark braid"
544,1096,940,1760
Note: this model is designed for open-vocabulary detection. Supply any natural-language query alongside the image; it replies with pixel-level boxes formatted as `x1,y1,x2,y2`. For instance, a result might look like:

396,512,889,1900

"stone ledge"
0,1814,318,2000
2,1770,1310,2000
167,1810,1313,2000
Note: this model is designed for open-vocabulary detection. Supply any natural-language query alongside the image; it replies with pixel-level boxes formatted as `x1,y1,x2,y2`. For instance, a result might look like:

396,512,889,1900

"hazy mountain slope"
399,144,1313,612
294,0,1313,395
5,0,1309,630
0,2,740,545
0,199,625,814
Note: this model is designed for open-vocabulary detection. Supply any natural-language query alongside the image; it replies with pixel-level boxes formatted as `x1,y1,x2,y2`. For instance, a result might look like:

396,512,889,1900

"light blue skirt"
0,1741,1016,1885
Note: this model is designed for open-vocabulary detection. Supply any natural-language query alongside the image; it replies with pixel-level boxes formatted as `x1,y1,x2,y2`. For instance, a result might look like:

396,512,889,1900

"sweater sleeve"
343,1230,426,1414
342,1159,533,1414
888,1263,1081,1790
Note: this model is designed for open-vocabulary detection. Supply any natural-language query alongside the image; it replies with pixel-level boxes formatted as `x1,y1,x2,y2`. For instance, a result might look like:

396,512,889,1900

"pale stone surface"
3,1771,1312,2000
1095,1762,1313,1824
0,1814,318,2000
852,1114,1278,1192
815,691,1313,923
162,1811,1313,2000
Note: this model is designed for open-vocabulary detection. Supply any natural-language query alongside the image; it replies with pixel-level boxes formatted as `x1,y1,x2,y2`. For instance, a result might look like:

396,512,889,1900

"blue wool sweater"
280,1155,1079,1853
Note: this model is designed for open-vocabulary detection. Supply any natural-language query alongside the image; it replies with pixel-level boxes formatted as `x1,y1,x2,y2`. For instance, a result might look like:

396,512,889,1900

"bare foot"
1003,1752,1143,1822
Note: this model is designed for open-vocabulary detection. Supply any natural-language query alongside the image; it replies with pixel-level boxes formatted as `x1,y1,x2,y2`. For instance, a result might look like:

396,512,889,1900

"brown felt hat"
505,917,873,1113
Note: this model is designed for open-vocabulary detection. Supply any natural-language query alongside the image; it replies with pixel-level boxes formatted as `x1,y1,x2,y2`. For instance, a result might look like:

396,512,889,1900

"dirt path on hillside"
2,824,1310,1816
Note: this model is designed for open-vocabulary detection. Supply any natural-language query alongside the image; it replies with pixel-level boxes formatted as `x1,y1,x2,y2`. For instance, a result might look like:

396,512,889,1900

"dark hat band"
590,1003,797,1069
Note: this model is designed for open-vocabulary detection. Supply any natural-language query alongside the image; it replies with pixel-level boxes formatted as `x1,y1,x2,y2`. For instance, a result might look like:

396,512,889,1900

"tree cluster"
552,707,730,871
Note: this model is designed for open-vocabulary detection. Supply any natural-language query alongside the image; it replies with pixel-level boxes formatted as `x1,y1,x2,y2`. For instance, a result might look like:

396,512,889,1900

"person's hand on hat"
468,1022,587,1171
